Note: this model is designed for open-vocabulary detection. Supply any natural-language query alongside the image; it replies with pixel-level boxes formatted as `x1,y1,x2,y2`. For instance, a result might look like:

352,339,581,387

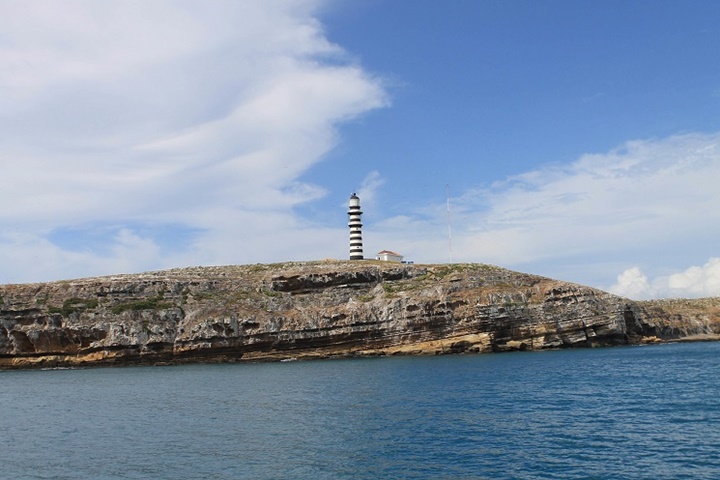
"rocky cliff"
1,261,718,369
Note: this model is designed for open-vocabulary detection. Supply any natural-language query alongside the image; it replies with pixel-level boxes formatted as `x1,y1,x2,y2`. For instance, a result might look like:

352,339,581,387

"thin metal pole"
446,184,453,263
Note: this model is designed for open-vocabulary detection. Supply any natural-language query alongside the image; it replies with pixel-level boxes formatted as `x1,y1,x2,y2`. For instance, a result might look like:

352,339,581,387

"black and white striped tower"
348,193,364,260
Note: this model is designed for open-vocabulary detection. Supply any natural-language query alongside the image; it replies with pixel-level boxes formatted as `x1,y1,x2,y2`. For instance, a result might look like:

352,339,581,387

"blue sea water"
1,342,719,479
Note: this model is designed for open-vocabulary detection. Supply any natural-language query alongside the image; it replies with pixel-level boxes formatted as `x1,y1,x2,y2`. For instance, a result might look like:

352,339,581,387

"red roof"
377,250,402,256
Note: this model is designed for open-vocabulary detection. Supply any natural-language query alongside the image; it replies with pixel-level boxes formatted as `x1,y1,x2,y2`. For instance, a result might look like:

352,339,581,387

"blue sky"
1,0,720,299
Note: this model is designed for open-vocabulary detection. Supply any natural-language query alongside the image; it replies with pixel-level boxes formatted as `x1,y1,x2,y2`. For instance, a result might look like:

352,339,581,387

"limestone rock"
0,261,718,369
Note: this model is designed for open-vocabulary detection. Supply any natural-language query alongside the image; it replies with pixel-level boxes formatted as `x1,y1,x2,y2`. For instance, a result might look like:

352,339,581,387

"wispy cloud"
356,170,385,205
0,0,387,282
368,132,720,296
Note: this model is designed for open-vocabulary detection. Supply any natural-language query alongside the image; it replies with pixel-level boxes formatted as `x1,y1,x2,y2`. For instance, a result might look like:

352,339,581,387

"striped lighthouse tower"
348,193,364,260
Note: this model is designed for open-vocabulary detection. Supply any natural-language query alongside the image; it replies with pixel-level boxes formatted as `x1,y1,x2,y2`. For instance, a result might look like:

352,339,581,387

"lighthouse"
348,193,364,260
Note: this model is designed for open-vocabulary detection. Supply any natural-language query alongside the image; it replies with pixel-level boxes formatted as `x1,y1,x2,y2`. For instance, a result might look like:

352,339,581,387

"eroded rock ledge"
1,261,718,369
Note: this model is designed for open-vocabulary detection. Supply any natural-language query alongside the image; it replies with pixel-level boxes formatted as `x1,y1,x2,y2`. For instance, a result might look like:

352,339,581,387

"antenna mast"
446,184,453,263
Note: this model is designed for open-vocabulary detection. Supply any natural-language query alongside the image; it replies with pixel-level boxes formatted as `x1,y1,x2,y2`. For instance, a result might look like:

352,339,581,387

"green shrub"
110,296,172,314
260,288,281,297
48,297,99,317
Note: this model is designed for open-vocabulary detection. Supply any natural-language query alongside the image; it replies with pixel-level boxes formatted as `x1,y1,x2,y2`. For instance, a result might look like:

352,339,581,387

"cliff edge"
1,261,718,369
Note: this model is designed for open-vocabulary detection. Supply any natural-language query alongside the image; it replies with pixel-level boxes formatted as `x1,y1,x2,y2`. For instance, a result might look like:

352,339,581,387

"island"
1,261,718,369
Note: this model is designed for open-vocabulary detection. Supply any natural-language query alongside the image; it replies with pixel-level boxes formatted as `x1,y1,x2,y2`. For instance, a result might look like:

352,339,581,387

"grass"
48,298,99,317
110,295,173,314
429,263,477,279
260,288,281,298
190,291,218,301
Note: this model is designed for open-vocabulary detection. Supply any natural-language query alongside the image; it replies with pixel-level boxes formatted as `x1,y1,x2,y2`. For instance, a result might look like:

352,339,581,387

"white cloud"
610,258,720,299
367,132,720,294
0,0,387,283
357,171,385,203
0,229,161,282
666,258,720,296
463,133,720,267
608,267,654,299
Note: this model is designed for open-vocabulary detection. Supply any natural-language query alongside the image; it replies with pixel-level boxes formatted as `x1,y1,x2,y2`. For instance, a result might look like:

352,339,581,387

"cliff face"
1,261,718,369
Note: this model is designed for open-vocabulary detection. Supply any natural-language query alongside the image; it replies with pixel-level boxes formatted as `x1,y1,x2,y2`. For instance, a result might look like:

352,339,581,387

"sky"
1,0,719,300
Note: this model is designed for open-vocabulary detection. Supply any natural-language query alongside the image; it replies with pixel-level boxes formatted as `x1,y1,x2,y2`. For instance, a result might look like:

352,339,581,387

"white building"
376,250,403,263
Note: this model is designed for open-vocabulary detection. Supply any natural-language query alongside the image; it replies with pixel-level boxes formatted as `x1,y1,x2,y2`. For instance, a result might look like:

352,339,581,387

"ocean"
1,342,719,479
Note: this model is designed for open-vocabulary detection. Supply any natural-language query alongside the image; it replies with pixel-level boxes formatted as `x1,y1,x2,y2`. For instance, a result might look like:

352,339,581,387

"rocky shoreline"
1,261,718,369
